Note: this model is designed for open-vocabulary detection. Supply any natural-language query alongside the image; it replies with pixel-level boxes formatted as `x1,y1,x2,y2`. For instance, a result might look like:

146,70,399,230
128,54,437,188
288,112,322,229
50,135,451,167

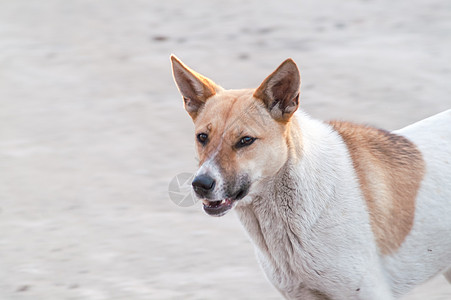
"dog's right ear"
170,55,222,120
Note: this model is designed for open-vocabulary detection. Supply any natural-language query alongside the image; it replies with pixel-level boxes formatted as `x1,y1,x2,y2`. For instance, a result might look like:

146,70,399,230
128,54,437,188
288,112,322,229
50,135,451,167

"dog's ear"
171,55,222,120
253,58,301,122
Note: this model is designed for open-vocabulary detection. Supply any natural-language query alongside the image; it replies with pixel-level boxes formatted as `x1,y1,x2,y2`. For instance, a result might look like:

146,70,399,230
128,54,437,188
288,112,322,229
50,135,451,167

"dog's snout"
192,174,216,197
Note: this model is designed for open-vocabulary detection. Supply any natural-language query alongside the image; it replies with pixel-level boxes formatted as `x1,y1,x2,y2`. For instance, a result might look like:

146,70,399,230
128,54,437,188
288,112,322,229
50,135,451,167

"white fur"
196,151,225,201
234,110,451,299
387,109,451,294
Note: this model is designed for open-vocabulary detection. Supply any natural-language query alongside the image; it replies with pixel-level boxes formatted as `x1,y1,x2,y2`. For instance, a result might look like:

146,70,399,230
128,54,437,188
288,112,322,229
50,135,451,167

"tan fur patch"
329,121,425,255
193,89,291,185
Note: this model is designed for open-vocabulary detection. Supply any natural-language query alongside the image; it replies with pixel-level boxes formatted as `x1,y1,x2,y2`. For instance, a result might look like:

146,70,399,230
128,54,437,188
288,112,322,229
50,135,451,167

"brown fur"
170,56,221,120
193,90,290,182
171,56,297,190
253,58,300,123
329,121,425,255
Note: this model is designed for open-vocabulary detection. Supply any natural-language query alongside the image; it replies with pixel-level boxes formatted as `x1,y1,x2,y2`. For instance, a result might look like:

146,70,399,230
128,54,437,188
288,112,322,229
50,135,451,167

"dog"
170,55,451,300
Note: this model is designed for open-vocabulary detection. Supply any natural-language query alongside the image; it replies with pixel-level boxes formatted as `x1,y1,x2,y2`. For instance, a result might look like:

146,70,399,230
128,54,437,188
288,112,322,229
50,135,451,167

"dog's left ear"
254,58,301,122
171,55,223,120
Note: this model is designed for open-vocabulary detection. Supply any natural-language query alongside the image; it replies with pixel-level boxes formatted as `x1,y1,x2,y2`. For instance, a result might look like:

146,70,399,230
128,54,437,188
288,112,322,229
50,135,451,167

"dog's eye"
197,133,208,145
236,136,256,149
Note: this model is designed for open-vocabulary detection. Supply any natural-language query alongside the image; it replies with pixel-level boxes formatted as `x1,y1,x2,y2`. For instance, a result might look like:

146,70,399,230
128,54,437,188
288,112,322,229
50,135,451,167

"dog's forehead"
194,89,270,134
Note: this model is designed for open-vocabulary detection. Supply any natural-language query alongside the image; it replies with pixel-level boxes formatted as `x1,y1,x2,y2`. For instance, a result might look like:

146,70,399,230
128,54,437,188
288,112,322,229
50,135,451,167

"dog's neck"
235,112,348,282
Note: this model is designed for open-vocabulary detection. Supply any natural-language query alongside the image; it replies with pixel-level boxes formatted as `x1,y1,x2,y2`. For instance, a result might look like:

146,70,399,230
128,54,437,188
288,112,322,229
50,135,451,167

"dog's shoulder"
328,121,425,255
328,121,423,167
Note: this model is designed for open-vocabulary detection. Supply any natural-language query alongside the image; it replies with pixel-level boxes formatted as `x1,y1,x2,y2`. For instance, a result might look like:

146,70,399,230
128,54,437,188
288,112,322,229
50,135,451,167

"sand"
0,0,450,299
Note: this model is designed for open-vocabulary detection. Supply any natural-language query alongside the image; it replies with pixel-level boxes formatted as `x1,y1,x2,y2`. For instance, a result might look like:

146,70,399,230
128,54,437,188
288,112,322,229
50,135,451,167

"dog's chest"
255,225,309,291
236,201,329,294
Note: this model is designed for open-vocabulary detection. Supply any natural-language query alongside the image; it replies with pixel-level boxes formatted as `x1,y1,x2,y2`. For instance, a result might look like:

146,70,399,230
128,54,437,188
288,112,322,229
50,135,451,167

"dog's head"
171,56,301,216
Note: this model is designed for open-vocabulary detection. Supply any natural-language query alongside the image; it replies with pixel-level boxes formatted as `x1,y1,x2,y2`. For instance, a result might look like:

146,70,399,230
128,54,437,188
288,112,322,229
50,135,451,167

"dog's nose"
192,174,216,197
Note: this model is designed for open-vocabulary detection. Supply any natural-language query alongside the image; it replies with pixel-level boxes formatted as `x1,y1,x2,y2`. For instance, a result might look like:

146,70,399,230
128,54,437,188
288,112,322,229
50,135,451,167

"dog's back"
385,109,451,294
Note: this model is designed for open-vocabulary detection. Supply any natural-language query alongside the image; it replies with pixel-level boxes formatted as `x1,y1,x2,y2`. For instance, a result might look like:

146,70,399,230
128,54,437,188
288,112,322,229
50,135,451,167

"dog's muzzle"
192,173,250,217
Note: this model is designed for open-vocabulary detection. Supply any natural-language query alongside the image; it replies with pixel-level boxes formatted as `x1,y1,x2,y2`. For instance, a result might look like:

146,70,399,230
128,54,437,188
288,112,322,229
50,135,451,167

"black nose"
192,174,215,197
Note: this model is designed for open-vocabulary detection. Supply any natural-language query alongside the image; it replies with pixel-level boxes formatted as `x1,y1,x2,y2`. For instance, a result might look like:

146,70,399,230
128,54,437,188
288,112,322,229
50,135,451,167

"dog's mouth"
202,198,237,217
201,189,247,217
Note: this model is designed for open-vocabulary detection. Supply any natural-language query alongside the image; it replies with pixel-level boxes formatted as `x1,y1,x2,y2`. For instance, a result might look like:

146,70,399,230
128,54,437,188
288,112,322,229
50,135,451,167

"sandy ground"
0,0,450,299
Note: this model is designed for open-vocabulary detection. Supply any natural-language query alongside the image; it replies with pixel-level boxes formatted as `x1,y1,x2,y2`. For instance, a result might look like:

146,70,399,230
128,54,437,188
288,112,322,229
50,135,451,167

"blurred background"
0,0,450,299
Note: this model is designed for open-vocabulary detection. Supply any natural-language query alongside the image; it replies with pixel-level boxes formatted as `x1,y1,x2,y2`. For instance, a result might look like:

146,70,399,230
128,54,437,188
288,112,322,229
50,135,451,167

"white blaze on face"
195,151,225,200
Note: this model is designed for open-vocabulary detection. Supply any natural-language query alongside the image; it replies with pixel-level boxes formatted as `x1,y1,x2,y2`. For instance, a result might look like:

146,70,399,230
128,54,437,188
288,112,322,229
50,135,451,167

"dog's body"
235,111,451,299
171,56,451,299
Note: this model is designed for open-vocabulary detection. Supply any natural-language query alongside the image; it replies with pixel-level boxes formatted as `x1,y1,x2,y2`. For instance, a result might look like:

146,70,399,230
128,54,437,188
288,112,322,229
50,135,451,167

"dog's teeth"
221,200,225,204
